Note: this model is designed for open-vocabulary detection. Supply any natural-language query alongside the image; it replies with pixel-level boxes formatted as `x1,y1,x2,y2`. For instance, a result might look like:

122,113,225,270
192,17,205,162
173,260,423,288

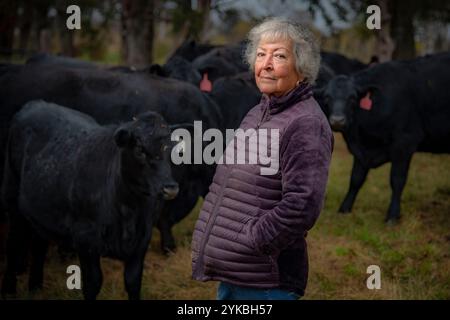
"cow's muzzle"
163,182,179,200
329,115,347,131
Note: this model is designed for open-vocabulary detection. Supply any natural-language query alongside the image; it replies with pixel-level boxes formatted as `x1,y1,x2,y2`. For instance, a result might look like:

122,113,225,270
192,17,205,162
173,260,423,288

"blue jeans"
217,282,300,300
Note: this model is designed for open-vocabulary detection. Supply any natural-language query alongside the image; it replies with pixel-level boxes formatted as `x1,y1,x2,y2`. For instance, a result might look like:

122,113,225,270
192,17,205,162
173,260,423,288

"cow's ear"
357,83,380,97
313,86,325,98
169,122,194,131
169,123,194,133
114,127,132,148
147,64,166,76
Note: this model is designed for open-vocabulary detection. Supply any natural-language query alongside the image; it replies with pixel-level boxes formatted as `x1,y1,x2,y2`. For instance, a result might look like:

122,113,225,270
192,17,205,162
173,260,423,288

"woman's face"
254,38,303,97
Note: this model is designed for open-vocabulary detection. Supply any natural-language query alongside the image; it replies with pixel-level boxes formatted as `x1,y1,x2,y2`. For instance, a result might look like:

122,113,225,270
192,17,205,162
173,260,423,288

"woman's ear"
114,127,132,148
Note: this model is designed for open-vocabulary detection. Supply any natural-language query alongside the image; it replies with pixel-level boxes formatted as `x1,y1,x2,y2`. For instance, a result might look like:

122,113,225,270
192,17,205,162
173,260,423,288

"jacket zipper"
197,168,232,273
256,103,270,129
197,103,270,274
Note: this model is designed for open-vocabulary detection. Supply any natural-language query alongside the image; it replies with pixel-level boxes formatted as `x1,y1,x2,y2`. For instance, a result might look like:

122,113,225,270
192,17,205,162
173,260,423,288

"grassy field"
1,133,449,300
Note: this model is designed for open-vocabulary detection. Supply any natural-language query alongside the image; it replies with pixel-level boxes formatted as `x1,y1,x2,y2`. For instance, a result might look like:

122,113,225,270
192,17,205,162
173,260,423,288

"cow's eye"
135,146,146,159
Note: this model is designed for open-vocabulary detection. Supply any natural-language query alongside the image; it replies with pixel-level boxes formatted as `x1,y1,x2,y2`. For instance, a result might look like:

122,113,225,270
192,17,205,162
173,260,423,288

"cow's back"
6,101,102,239
413,53,450,152
10,100,98,158
351,53,450,154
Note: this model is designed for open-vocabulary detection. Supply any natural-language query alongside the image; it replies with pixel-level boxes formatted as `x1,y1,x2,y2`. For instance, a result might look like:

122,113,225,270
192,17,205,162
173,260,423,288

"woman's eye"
275,54,286,59
256,52,265,57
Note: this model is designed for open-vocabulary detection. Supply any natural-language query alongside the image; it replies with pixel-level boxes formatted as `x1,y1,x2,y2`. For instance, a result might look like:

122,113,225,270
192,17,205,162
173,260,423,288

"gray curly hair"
244,17,321,84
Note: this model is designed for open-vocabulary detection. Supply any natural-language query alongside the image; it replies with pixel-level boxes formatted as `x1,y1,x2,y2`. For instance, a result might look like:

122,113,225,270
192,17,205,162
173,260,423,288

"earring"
296,80,300,86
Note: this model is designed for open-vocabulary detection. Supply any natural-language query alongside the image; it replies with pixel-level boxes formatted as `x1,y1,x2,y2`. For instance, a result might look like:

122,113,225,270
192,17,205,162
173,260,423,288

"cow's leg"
157,210,176,254
386,155,413,223
124,250,147,300
1,212,31,297
78,252,102,300
28,233,49,292
339,157,369,213
0,222,9,261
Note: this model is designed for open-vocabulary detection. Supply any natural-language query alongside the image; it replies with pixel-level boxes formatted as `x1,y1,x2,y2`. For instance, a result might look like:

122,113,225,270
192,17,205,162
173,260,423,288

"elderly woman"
191,17,334,300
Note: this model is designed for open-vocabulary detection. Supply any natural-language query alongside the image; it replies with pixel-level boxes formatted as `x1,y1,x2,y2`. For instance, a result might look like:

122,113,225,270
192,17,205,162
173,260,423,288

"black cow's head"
323,75,378,131
114,112,179,200
192,55,240,84
162,56,202,86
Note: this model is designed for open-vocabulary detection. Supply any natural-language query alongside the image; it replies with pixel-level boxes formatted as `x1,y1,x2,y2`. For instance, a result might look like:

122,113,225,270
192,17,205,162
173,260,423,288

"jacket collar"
260,81,313,115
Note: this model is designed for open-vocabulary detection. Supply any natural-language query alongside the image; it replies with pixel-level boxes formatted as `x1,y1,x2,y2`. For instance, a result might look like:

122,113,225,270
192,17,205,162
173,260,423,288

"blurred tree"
346,0,450,60
121,0,155,67
0,0,18,60
55,0,76,56
299,0,450,60
170,0,211,41
29,0,53,54
17,0,33,55
53,0,101,57
76,0,116,60
370,0,394,62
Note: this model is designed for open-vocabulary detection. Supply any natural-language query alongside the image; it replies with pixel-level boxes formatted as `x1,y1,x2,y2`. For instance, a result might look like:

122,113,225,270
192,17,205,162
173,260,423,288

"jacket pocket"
242,220,279,277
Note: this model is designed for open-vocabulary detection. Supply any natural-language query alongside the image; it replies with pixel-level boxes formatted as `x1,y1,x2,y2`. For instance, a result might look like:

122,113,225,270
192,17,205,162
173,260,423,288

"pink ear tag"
360,92,372,110
200,72,212,92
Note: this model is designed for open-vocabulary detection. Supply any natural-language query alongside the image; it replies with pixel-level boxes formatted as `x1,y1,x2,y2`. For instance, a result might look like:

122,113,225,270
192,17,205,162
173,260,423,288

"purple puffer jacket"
191,82,334,296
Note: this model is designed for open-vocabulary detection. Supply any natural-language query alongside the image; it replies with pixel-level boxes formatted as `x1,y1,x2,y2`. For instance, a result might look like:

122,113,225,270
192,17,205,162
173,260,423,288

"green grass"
1,133,449,299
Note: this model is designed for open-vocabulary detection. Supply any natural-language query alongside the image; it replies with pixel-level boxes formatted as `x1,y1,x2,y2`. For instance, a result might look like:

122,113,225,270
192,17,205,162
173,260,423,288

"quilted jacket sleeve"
249,115,334,255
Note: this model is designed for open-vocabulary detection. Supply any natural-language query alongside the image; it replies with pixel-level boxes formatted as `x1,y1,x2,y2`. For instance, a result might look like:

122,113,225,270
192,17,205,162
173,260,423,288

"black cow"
156,56,202,87
208,72,261,130
26,52,98,69
107,58,202,88
0,63,222,129
314,52,367,117
168,38,218,62
26,53,202,87
157,72,262,251
313,63,336,117
323,53,450,222
0,63,222,254
320,51,367,75
191,42,248,83
1,100,179,299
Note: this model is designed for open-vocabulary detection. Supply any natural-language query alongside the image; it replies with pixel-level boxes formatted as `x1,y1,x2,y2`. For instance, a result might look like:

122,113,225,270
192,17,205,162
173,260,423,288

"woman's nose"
262,55,273,70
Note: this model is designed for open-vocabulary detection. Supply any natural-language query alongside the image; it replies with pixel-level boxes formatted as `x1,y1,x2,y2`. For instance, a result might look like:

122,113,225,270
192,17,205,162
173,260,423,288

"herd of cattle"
0,39,448,299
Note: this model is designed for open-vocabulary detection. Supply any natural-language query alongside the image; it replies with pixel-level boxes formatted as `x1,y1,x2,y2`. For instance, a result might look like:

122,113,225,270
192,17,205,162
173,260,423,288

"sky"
211,0,355,35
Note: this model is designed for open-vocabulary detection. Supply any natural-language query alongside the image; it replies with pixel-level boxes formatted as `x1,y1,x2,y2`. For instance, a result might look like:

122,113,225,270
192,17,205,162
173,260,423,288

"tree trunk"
30,2,51,54
55,0,75,56
0,1,18,60
391,0,416,60
198,0,211,42
39,29,52,53
121,0,155,67
121,4,128,63
18,1,34,56
373,0,395,62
